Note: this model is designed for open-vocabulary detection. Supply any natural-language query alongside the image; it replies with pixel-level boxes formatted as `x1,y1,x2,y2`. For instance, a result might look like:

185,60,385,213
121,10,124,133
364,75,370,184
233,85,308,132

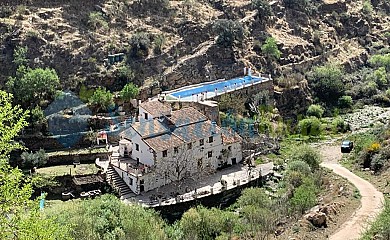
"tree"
120,83,140,101
289,144,321,171
88,87,114,113
154,144,196,188
261,37,281,60
129,32,151,58
7,66,60,106
177,206,241,240
213,19,244,47
338,95,353,109
306,104,324,118
251,0,273,23
46,194,166,240
308,63,345,105
13,46,28,66
297,117,322,136
21,149,48,169
369,54,390,71
0,91,29,156
0,90,70,239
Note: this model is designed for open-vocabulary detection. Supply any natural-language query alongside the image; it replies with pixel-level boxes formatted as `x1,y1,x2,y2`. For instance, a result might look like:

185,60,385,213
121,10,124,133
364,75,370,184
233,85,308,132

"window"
187,143,192,150
209,136,214,143
199,139,204,146
208,151,212,158
163,150,167,157
174,147,179,154
135,143,139,151
130,178,133,186
144,112,148,120
228,146,231,151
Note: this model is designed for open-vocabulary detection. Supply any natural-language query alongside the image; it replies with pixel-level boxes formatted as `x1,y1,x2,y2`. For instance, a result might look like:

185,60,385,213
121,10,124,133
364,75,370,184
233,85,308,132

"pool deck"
161,74,271,102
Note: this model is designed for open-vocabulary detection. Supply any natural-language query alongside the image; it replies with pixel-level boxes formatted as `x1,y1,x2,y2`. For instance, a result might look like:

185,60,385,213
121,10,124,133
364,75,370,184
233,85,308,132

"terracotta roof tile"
144,134,184,152
139,101,171,117
221,127,242,144
169,107,208,127
123,119,169,139
173,120,220,142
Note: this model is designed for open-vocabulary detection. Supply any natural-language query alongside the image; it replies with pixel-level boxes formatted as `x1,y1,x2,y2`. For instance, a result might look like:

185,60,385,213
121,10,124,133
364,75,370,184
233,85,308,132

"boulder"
304,211,327,227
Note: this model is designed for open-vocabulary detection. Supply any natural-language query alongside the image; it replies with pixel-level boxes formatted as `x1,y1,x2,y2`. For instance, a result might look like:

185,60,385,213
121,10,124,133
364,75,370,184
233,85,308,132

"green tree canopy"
306,104,324,118
308,63,345,105
13,46,28,66
0,90,70,239
7,66,60,106
289,144,321,171
251,0,273,22
46,194,166,240
120,82,140,101
88,87,114,113
261,37,281,60
213,19,244,47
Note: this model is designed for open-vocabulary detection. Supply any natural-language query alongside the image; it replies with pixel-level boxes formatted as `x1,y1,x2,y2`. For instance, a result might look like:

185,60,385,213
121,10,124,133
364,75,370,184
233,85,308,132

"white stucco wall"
112,165,139,194
139,106,155,122
129,133,154,166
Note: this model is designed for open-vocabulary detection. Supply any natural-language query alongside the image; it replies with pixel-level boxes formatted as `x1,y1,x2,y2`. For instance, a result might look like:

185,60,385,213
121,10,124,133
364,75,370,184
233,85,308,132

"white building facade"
110,100,243,194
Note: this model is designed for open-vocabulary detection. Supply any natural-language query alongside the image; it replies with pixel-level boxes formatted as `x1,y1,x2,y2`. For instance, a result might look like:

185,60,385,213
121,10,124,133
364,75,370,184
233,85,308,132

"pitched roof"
124,119,169,139
169,107,208,127
139,100,171,117
221,127,242,144
144,133,184,152
173,120,221,142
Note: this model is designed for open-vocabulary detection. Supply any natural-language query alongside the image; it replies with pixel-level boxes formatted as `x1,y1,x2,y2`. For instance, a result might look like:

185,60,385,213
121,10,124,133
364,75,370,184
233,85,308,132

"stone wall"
47,152,109,166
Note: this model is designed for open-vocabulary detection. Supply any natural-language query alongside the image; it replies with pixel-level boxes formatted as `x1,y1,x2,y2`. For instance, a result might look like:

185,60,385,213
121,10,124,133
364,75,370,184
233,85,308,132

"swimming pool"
169,75,265,100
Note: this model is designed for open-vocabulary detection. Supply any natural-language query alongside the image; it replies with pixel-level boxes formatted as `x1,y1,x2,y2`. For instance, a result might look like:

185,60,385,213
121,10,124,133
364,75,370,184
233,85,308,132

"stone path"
319,145,384,240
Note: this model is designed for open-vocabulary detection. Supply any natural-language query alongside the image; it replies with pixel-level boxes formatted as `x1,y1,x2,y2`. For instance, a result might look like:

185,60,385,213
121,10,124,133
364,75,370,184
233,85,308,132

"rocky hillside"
0,0,389,103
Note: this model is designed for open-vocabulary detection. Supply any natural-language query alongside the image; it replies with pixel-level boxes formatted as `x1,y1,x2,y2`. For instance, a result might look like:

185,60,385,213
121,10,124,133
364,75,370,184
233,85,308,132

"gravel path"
319,145,384,240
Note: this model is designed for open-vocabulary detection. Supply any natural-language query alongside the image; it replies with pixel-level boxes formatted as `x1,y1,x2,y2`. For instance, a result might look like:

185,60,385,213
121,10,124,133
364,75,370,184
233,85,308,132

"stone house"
109,100,243,195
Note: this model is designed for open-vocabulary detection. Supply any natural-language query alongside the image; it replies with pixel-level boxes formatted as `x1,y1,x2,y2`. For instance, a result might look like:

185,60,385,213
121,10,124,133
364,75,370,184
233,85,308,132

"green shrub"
289,144,321,171
79,85,95,103
120,83,140,101
338,95,353,109
213,19,244,47
287,160,312,175
251,0,273,22
178,206,241,240
129,32,151,58
369,53,390,71
285,170,306,188
370,153,386,172
116,65,135,82
88,12,108,30
261,37,281,60
308,63,344,105
88,87,114,112
290,178,317,214
306,104,324,118
282,0,309,11
362,0,373,14
297,117,322,136
21,149,47,169
332,117,350,133
13,46,28,66
236,188,271,208
362,200,390,240
373,67,388,88
153,34,166,54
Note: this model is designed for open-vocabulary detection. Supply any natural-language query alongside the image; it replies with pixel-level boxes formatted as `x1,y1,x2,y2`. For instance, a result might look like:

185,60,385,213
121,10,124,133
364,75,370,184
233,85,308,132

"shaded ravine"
319,145,384,240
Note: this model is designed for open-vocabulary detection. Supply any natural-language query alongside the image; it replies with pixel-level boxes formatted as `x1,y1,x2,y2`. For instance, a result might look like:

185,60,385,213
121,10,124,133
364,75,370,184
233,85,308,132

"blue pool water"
170,76,264,99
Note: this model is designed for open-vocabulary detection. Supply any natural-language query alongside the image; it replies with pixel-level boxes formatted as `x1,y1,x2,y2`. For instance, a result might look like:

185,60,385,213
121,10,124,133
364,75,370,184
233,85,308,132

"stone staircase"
106,165,134,198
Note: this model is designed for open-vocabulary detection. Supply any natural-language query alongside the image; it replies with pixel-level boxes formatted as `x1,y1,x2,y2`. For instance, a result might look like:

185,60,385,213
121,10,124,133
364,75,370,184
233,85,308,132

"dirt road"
319,145,384,240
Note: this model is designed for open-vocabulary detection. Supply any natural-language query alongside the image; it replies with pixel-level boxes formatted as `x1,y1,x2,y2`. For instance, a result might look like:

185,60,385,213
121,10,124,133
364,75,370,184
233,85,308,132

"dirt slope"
319,145,384,240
